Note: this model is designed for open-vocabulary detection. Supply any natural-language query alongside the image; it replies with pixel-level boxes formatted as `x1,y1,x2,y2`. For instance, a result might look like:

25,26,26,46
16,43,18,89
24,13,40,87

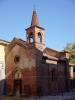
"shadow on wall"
0,79,6,95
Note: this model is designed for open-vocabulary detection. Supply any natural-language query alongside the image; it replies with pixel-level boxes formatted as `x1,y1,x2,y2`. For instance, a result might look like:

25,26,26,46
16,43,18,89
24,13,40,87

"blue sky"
0,0,75,51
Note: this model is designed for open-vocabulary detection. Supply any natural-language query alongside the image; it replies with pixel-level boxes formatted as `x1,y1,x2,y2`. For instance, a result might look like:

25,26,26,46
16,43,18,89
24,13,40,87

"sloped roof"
43,47,67,59
26,10,45,30
43,47,59,57
0,39,10,46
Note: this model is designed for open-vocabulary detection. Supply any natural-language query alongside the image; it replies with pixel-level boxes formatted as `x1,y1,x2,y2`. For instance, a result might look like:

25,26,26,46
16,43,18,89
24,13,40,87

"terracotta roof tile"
43,47,67,58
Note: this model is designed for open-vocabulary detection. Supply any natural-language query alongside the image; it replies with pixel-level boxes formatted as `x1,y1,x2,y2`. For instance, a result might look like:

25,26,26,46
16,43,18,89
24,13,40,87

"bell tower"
26,10,45,50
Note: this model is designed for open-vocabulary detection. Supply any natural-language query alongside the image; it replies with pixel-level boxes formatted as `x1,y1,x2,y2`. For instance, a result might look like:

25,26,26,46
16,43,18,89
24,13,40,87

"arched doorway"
13,69,22,96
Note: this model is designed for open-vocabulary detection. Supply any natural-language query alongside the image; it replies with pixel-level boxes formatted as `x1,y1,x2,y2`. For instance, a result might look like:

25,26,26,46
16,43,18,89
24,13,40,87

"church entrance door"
13,79,22,96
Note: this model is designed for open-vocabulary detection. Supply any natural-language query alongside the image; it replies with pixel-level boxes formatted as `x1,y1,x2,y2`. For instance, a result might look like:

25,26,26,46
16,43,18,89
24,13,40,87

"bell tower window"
38,32,42,43
29,33,34,43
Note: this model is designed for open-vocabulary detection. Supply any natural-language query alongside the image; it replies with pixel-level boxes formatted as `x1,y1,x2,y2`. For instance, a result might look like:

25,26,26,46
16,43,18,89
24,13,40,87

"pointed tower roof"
31,10,39,26
26,10,44,30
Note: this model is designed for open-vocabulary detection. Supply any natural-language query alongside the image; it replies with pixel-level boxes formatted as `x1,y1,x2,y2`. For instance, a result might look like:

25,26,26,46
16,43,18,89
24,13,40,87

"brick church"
0,10,75,96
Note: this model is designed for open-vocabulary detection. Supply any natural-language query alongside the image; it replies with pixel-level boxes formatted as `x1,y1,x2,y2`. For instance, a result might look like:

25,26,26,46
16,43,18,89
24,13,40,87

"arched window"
29,33,34,43
38,32,42,43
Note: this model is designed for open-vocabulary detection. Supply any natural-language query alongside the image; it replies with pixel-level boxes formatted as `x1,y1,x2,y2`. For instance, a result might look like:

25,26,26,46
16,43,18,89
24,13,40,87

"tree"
65,43,75,64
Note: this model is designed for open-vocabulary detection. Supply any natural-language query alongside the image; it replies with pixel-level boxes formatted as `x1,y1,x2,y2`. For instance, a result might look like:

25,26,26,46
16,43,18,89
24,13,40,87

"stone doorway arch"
13,69,22,96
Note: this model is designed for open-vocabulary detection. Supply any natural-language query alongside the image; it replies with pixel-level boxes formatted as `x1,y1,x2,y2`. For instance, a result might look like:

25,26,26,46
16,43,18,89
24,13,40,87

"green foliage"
65,43,75,64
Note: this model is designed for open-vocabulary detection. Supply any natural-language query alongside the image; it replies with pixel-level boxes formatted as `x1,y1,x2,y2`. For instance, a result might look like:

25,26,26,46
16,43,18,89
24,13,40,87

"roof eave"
25,25,45,31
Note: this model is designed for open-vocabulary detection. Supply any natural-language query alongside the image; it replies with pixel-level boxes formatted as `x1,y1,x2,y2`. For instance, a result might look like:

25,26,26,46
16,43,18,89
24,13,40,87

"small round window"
14,55,20,64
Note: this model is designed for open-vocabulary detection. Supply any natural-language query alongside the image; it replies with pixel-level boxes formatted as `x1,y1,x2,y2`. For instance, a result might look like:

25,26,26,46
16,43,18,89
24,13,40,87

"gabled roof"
7,38,26,50
5,38,26,56
6,37,37,55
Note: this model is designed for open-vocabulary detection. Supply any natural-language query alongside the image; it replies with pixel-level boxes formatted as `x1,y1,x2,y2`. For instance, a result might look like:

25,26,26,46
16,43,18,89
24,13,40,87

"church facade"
0,10,74,96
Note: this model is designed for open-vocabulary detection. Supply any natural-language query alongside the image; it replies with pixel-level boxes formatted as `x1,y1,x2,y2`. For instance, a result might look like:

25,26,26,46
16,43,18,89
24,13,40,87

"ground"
0,96,75,100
